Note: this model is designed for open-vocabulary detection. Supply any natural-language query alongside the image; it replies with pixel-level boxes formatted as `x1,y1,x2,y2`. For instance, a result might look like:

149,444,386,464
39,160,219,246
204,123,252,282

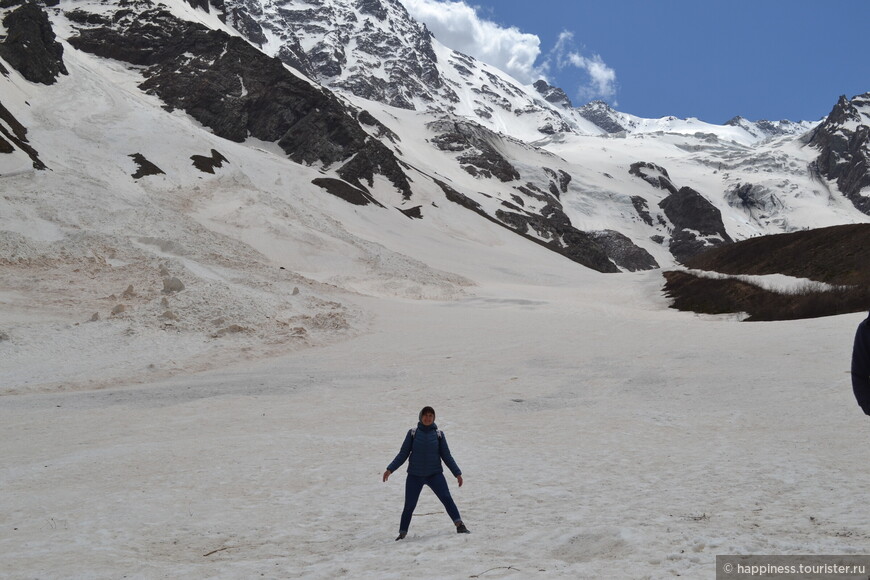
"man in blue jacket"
383,406,470,540
852,312,870,415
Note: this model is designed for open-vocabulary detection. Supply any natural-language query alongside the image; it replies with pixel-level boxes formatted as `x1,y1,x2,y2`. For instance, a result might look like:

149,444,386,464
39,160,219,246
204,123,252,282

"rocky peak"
807,92,870,215
221,0,444,111
576,100,626,134
815,93,870,129
533,80,573,109
218,0,585,140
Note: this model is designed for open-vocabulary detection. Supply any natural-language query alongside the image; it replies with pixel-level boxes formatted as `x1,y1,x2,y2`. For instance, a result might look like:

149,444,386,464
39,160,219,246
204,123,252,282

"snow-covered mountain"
220,0,823,148
806,92,870,214
219,0,605,141
2,0,870,284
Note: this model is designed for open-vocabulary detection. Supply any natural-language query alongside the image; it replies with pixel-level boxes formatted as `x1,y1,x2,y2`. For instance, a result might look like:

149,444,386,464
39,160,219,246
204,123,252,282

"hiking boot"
456,523,470,534
395,532,407,541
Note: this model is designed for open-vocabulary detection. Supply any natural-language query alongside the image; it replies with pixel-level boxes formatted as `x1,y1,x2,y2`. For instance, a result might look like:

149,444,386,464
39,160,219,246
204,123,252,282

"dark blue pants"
399,473,462,532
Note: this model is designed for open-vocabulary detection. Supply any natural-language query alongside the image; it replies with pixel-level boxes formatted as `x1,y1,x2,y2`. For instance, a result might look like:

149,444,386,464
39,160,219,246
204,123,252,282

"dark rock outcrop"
543,167,571,198
129,153,165,179
494,207,619,273
435,179,618,273
577,100,626,134
533,80,572,109
313,177,385,207
398,205,423,219
630,161,732,263
0,99,44,169
629,161,678,194
659,186,733,263
429,119,520,182
589,230,659,271
630,196,654,226
224,1,268,48
806,93,870,215
0,1,68,85
191,149,228,174
336,137,412,199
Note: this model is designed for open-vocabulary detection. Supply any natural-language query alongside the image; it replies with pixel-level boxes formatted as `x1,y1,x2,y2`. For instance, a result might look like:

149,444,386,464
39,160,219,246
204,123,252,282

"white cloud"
399,0,544,84
550,31,618,102
399,2,618,104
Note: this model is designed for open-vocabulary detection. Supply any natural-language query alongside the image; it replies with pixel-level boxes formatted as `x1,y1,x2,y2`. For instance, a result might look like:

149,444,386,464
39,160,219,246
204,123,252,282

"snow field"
3,284,869,578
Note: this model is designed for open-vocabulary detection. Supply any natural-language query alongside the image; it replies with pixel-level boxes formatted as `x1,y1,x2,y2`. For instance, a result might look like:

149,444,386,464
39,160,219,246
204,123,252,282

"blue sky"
400,0,869,124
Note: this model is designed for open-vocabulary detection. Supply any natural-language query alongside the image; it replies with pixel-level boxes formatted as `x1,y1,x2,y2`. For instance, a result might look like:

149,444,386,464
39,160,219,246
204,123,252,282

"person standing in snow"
851,311,870,415
383,406,470,540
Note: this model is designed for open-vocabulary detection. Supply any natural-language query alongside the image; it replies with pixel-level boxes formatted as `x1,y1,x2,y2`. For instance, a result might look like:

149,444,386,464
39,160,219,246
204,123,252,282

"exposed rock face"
129,153,165,179
631,196,654,226
533,80,573,109
67,3,411,197
312,177,385,207
806,93,870,215
659,186,733,263
589,230,659,271
0,99,44,169
336,136,412,198
191,149,228,174
435,180,618,273
543,167,571,198
0,1,68,85
577,100,626,134
223,0,446,110
429,119,520,182
630,161,732,263
724,182,784,219
494,206,619,273
629,162,677,193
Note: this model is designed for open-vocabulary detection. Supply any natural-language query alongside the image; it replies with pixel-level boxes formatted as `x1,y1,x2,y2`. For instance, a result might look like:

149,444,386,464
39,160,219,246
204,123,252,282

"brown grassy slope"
682,223,870,286
664,223,870,321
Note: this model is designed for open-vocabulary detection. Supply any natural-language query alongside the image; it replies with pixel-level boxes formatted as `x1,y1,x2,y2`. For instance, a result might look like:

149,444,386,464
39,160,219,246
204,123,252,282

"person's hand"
457,475,463,487
383,469,392,482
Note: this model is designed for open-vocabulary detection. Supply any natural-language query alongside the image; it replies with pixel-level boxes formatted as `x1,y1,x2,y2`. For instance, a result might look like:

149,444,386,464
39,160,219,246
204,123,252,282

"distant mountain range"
1,0,869,277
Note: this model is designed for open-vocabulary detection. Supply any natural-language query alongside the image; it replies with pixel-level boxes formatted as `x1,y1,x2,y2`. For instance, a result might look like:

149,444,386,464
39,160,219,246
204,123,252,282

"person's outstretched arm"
439,432,463,486
383,430,413,481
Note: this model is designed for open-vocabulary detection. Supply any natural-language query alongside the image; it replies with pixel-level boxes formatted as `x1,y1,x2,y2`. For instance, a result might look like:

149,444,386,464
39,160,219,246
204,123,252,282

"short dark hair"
419,406,436,420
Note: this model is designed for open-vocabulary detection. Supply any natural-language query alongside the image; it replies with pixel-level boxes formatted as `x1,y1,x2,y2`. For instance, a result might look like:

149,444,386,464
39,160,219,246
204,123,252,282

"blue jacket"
852,312,870,415
387,422,462,477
